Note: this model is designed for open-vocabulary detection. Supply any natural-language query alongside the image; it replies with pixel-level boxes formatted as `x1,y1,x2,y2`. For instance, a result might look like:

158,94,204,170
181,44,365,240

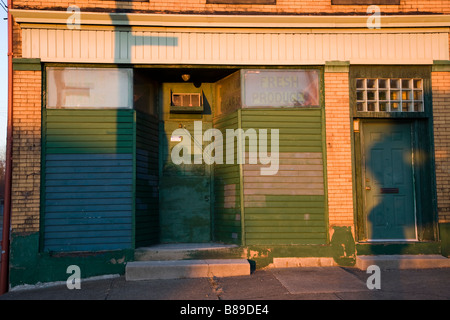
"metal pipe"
1,0,13,295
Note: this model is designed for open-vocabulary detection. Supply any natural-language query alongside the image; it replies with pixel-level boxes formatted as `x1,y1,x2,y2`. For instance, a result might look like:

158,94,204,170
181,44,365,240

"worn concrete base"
125,259,250,281
356,255,450,270
271,267,367,294
270,257,338,268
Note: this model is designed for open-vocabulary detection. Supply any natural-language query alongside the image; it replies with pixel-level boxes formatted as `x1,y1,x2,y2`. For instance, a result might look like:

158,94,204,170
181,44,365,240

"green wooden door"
363,122,417,240
159,121,212,243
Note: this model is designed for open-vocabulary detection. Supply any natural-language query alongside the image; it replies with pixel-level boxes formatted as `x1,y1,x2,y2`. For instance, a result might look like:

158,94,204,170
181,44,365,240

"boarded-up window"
47,67,133,109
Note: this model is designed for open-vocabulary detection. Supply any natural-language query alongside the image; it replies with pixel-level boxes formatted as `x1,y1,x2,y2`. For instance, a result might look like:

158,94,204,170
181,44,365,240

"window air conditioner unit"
170,91,204,113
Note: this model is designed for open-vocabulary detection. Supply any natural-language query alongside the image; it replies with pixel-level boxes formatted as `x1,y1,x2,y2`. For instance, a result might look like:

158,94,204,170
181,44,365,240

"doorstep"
355,255,450,270
125,259,250,281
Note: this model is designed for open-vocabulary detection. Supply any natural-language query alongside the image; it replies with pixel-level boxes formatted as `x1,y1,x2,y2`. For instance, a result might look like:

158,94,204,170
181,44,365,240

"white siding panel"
439,32,448,60
30,29,39,57
80,30,89,59
22,28,449,65
22,28,31,57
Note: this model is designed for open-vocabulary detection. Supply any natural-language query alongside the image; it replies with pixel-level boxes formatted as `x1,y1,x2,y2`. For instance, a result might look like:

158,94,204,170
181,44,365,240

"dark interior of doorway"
134,67,239,246
135,67,239,84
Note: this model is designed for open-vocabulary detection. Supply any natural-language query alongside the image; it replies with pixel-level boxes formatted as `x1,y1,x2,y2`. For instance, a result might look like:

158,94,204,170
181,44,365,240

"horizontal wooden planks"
43,109,135,252
45,109,134,154
23,28,449,65
239,109,327,245
43,153,133,252
135,112,159,247
213,111,242,244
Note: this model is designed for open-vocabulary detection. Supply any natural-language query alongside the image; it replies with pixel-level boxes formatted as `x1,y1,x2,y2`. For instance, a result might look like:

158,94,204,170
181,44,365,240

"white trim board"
20,27,449,65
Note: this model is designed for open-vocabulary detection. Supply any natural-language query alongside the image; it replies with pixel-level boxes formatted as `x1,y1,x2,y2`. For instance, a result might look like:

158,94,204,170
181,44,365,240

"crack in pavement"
208,276,224,300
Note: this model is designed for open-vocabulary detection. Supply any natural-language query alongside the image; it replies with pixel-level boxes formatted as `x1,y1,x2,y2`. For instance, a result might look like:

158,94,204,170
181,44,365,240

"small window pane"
404,102,413,112
357,91,365,100
391,102,400,111
367,102,376,111
378,91,387,100
357,102,365,112
356,79,365,89
413,79,422,89
402,90,411,100
414,102,423,112
367,91,376,100
378,79,387,89
379,102,388,111
401,79,411,89
413,90,422,100
391,91,400,100
390,79,400,89
367,79,376,89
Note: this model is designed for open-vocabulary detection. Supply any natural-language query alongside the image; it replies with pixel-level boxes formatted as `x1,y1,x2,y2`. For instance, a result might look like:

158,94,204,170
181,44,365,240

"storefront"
6,9,450,287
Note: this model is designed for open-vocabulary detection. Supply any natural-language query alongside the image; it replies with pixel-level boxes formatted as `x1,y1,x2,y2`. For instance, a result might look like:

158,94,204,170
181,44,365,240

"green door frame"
350,66,439,243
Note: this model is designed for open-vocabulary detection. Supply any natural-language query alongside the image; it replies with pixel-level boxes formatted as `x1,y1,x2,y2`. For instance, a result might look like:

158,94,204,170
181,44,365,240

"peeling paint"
330,226,356,266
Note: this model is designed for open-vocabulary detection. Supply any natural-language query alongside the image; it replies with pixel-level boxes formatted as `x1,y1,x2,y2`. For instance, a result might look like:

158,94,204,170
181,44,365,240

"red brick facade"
432,70,450,224
324,69,354,234
10,70,42,233
11,0,450,14
7,0,450,246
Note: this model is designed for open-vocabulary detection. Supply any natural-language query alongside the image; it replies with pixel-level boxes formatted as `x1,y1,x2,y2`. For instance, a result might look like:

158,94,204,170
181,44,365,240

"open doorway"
134,67,238,245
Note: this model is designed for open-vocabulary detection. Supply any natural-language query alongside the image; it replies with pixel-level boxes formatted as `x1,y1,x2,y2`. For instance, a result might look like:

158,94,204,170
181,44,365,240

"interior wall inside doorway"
158,82,215,243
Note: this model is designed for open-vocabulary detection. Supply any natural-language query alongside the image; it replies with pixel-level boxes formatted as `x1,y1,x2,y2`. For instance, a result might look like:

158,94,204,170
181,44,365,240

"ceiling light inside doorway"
181,74,190,82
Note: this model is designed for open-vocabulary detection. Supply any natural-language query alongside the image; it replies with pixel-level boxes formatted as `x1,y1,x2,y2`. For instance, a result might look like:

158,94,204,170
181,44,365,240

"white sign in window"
242,69,320,108
47,67,133,109
356,78,424,112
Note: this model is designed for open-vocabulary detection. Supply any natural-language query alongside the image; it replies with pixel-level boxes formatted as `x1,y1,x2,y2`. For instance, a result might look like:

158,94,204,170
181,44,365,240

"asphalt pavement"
0,266,449,301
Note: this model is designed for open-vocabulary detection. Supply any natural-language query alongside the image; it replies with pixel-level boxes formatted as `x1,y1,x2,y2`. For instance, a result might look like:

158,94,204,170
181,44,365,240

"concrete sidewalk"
0,266,449,301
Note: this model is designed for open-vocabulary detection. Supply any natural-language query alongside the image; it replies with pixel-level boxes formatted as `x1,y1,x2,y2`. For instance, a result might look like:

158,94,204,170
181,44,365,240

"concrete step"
125,259,251,281
356,255,450,270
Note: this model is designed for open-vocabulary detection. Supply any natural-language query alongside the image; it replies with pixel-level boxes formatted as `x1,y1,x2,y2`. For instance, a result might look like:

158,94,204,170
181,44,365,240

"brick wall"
324,70,354,232
11,0,450,14
432,71,450,224
11,70,42,233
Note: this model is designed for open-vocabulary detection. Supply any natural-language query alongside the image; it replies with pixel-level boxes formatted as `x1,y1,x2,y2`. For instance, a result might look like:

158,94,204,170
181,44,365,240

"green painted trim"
432,60,450,72
39,73,47,252
325,61,350,73
349,65,437,242
238,109,246,246
352,128,364,241
349,65,433,118
12,58,41,71
132,110,137,249
356,242,441,256
439,223,450,257
318,66,330,244
190,226,356,268
9,232,133,288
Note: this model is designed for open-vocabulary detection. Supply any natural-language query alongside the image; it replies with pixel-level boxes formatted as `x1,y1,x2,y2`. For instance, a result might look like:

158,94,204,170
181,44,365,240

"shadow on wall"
330,226,356,266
